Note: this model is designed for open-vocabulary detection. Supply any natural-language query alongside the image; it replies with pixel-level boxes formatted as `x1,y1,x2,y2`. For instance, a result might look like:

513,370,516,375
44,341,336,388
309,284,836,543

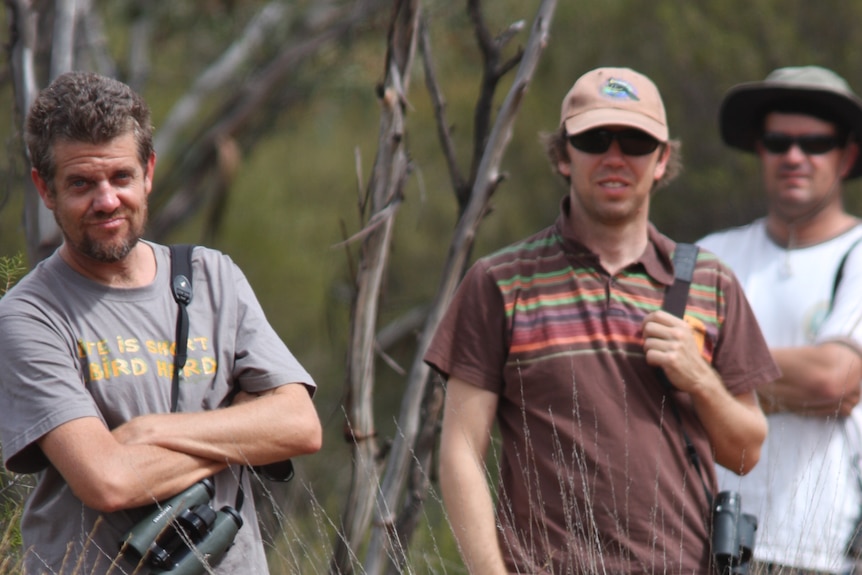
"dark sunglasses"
761,133,841,155
567,128,661,156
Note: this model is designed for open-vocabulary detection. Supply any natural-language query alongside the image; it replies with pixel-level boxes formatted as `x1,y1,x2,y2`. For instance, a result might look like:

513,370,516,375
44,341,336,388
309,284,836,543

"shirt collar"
554,195,676,286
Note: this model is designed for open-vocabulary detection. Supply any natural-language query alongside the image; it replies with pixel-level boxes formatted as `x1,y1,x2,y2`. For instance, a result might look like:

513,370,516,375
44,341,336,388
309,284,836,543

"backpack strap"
656,243,713,504
662,242,699,318
169,244,195,413
830,235,862,312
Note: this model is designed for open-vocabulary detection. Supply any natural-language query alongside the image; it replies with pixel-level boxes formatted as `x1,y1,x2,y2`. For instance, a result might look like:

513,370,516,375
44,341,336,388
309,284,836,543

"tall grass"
0,253,28,571
0,465,459,574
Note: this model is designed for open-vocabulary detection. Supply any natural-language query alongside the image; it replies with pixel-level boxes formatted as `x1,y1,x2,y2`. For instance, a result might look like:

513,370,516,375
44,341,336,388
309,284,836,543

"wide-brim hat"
719,65,862,179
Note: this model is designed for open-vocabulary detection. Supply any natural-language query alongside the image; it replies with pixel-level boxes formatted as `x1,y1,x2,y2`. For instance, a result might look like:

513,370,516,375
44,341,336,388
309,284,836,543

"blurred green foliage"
0,252,26,567
3,0,862,571
0,253,24,295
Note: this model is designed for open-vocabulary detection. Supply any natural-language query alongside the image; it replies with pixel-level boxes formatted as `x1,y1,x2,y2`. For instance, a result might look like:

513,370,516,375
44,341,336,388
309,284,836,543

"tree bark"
6,0,61,266
331,2,420,573
361,1,557,573
151,1,289,158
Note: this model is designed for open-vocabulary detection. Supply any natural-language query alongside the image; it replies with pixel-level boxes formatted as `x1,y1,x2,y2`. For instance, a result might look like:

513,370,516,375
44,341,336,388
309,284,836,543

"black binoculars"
712,490,757,575
120,478,243,575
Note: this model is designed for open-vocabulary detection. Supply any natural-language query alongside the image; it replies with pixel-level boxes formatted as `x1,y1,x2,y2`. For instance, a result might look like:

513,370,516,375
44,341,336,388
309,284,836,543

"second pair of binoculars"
119,477,243,575
712,490,757,575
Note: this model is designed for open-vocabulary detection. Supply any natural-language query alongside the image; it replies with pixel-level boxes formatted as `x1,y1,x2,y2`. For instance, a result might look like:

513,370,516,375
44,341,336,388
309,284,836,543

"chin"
82,236,141,263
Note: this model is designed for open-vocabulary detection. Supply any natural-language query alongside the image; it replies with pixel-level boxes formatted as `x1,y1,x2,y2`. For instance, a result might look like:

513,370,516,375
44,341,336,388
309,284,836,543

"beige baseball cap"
560,67,668,142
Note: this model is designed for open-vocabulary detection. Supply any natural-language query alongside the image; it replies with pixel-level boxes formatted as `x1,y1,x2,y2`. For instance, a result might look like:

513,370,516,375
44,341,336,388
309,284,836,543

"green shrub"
0,253,27,570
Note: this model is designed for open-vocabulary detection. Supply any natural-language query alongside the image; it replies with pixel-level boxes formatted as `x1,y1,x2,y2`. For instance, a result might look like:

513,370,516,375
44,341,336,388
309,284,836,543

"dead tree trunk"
6,0,61,265
330,1,420,573
358,1,558,574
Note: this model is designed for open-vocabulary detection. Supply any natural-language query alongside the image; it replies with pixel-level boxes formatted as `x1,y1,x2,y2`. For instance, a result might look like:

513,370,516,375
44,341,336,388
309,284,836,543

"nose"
782,142,807,162
91,180,122,213
602,140,627,164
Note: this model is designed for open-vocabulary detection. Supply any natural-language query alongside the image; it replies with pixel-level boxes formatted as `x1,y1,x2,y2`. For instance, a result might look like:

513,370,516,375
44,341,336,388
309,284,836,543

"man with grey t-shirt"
0,71,322,574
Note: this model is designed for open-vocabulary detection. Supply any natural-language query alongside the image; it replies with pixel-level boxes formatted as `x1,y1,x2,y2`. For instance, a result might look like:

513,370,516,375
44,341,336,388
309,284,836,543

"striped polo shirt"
426,198,779,574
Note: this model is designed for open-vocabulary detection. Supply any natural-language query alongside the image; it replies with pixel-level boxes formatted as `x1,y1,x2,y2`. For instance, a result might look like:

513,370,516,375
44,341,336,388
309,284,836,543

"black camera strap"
169,244,194,413
169,244,247,513
658,243,714,507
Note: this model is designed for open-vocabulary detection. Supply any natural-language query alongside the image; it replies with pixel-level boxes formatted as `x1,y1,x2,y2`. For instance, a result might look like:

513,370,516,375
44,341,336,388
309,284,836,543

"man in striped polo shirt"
426,67,778,574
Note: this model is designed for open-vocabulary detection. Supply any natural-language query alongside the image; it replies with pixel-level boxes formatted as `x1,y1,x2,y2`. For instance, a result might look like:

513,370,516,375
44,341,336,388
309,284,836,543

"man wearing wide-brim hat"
700,65,862,575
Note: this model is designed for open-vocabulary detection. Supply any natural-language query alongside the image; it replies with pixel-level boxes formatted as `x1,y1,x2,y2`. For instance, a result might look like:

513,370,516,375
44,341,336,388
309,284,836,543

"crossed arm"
759,342,862,417
38,383,321,512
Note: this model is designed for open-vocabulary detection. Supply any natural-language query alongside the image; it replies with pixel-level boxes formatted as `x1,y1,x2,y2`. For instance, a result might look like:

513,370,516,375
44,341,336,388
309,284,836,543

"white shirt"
699,218,862,573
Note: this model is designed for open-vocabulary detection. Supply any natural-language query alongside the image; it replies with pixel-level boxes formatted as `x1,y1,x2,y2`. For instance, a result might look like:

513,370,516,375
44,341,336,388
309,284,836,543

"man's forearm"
689,378,767,475
108,445,228,509
764,343,862,416
440,455,509,574
113,383,321,467
439,378,509,574
641,311,768,473
40,417,227,512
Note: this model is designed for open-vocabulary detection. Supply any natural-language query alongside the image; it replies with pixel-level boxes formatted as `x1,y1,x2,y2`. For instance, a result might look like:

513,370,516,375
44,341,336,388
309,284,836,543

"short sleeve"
424,259,509,393
0,312,101,473
196,249,317,397
818,242,862,354
710,262,782,395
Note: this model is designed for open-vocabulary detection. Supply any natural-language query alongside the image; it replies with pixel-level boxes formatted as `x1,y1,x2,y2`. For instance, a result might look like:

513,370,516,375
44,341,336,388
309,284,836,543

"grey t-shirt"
0,242,316,574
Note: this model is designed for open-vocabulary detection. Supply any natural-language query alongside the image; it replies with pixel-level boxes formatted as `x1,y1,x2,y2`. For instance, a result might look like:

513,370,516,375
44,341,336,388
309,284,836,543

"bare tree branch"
76,0,117,79
124,0,151,91
465,0,525,211
6,0,62,266
50,0,77,79
332,202,401,249
362,2,557,573
147,0,388,241
331,2,419,573
384,377,444,575
152,1,289,157
375,305,428,352
370,304,431,377
5,0,38,143
418,12,466,201
467,0,494,62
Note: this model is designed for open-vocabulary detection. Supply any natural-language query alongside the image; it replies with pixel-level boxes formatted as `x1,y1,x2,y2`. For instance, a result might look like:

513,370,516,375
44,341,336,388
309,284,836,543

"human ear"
31,168,56,210
652,144,671,182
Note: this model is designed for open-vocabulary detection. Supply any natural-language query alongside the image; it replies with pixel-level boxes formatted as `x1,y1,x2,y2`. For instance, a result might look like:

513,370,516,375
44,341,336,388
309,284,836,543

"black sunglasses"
761,133,841,155
567,128,661,157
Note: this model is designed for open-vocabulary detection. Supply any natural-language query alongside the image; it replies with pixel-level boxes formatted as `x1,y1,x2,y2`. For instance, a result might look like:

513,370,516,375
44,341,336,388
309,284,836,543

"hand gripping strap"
658,243,713,505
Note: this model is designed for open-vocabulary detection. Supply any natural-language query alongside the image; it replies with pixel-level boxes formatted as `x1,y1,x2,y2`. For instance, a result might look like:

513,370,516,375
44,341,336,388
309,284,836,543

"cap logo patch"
602,78,640,101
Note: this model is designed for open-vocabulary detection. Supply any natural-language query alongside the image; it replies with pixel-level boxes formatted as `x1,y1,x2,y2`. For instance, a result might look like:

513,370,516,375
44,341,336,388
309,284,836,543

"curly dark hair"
25,71,154,191
540,126,683,191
